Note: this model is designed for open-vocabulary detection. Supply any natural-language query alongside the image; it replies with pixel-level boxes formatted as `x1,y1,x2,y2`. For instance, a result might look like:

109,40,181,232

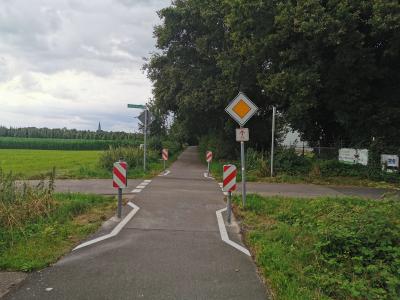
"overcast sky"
0,0,170,132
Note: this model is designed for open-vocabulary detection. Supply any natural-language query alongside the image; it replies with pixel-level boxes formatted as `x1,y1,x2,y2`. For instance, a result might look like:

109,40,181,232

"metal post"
143,109,147,172
117,188,122,218
163,159,166,172
270,106,276,177
240,135,246,207
207,161,210,177
227,191,232,224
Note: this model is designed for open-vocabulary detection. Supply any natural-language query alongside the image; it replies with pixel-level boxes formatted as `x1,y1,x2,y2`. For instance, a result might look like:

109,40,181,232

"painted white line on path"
140,182,150,186
136,185,146,189
216,208,251,256
158,170,171,176
73,202,140,251
203,172,214,179
144,180,152,183
131,189,142,193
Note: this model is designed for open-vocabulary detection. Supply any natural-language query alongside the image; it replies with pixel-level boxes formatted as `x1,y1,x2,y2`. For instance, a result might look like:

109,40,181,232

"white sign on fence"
338,148,368,166
381,154,399,168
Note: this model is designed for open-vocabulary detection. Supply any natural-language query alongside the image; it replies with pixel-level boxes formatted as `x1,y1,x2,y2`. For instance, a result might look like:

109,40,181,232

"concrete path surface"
5,147,268,300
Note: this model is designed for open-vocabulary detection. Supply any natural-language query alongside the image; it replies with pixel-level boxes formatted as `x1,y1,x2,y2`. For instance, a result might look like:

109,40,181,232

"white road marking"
203,172,214,179
136,185,146,189
158,170,171,176
216,208,250,256
141,182,150,186
144,180,152,183
131,189,142,193
73,202,140,251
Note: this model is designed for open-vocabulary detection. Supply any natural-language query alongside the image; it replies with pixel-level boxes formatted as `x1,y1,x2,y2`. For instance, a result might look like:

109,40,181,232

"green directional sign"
127,104,146,109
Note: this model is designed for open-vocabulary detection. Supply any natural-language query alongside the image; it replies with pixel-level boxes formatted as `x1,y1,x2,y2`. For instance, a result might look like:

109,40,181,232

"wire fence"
280,145,339,160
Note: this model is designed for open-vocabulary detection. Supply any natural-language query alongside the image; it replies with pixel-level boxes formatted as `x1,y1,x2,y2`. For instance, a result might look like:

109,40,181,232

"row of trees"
146,0,400,152
0,126,138,140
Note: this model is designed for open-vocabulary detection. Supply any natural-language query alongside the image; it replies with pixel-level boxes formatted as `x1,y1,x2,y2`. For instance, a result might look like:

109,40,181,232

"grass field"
0,149,106,179
0,136,139,150
0,149,177,179
233,194,400,299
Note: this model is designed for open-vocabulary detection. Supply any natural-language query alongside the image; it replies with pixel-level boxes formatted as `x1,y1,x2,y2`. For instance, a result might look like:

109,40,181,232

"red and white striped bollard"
223,164,237,224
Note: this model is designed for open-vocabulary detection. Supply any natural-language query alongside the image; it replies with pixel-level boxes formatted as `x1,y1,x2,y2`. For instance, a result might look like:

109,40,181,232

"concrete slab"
0,272,26,299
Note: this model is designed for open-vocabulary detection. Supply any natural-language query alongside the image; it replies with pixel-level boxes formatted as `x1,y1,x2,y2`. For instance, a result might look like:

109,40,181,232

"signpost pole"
240,127,246,208
225,92,258,209
227,191,232,224
270,106,276,177
143,109,147,172
116,158,125,219
163,159,166,172
207,161,210,177
117,187,122,218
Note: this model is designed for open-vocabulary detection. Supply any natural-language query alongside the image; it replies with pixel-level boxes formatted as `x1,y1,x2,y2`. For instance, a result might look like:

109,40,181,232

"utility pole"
270,106,276,177
143,109,147,172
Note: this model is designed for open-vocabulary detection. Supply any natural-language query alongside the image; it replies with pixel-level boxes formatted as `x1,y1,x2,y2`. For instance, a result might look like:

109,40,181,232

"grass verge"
0,149,180,180
0,192,116,271
209,160,399,189
233,194,400,299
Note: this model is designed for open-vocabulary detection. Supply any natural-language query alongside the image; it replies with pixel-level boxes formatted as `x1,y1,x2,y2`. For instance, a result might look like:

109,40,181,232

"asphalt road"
30,178,390,200
6,147,268,300
236,182,391,199
26,179,143,195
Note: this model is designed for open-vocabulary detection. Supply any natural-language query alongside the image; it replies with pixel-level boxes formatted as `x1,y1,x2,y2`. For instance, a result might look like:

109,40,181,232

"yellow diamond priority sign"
225,92,258,126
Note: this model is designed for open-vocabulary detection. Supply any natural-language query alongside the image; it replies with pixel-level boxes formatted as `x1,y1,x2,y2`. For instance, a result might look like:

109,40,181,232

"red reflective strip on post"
114,167,126,185
223,170,236,187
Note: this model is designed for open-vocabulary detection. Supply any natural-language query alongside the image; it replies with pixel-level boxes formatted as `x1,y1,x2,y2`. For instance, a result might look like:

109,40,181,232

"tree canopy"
146,0,400,150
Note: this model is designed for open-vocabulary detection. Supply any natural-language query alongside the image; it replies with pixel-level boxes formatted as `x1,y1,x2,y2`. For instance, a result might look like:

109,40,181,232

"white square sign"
236,128,249,142
381,154,399,168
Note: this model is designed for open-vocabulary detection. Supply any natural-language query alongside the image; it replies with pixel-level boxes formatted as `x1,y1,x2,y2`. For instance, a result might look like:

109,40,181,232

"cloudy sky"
0,0,170,132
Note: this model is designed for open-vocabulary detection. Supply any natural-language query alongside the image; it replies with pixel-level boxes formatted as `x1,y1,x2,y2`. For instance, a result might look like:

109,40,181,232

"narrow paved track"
6,147,267,300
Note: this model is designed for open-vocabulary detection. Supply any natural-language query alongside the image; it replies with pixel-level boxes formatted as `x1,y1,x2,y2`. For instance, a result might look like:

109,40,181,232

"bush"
0,168,56,232
99,146,159,171
274,148,312,175
198,134,236,160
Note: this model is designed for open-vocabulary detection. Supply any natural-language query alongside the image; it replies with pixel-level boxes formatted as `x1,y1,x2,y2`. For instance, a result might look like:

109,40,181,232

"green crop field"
0,149,107,179
0,137,140,150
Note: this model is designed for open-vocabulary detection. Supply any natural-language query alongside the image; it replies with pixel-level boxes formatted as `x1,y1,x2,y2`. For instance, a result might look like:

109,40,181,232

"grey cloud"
0,0,169,79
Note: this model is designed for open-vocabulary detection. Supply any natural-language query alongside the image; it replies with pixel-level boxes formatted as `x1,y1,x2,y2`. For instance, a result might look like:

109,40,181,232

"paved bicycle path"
6,147,267,300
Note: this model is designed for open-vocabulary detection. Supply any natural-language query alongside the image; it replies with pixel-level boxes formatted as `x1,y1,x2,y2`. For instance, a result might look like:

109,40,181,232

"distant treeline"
0,126,139,140
0,137,140,150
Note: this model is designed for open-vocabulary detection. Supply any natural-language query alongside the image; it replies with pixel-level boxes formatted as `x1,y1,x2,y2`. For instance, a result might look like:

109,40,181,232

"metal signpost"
127,104,153,172
113,160,128,218
162,148,168,171
225,92,258,207
270,106,276,177
223,164,237,224
206,151,213,176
